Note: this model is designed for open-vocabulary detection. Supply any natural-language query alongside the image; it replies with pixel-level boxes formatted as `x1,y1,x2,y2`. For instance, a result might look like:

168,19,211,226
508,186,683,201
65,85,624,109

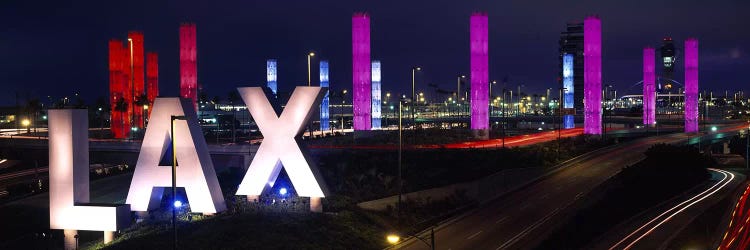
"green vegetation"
315,135,612,202
536,144,712,249
93,210,384,250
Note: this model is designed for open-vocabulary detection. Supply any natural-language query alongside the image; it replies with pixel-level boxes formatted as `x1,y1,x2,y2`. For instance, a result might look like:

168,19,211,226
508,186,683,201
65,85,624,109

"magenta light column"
583,16,602,135
352,13,371,130
643,47,656,126
684,38,699,133
470,12,489,131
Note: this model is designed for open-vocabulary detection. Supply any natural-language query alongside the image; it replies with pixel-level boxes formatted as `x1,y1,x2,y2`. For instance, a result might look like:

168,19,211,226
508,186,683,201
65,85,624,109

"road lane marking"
495,216,508,224
575,192,584,200
497,207,561,249
467,230,482,240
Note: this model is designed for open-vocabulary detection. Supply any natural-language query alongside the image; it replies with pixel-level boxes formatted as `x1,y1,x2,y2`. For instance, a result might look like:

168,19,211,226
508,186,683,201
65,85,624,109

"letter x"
236,87,326,198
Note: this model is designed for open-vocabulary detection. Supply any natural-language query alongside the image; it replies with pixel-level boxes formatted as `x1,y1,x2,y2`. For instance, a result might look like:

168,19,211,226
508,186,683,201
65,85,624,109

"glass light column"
371,60,382,129
643,47,656,126
684,38,699,133
267,59,278,97
179,23,198,112
352,12,372,130
470,12,489,131
563,53,575,129
583,16,602,135
320,60,330,131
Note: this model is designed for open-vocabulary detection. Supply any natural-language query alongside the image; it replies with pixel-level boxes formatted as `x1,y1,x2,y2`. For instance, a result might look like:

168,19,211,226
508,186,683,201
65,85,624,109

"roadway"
719,182,750,249
593,168,741,249
396,123,748,250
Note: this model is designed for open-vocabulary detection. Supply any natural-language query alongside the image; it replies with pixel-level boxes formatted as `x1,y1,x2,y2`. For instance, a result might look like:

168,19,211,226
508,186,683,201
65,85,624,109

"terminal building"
558,21,584,112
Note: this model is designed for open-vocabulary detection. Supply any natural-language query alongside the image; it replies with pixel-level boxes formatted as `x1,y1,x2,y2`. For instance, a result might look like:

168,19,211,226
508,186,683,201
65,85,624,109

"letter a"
126,98,226,213
236,87,327,198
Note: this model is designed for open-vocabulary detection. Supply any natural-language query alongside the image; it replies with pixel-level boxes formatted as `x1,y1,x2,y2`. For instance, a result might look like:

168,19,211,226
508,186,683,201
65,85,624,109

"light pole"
490,80,497,117
398,98,409,219
502,89,507,148
558,88,567,160
457,75,466,104
412,67,421,130
307,52,315,138
170,115,186,250
128,38,135,140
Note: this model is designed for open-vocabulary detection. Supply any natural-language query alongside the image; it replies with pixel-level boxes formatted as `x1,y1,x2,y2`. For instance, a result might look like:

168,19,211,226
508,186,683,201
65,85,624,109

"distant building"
559,21,584,111
659,37,677,93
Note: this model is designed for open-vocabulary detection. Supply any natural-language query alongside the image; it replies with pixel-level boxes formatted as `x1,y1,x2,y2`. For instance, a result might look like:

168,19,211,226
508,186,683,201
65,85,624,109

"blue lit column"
563,53,575,129
320,61,330,131
371,60,381,129
267,59,278,97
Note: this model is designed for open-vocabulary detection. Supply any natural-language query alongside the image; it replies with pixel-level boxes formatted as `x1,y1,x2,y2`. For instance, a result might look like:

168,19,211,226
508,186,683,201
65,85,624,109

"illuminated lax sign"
49,87,328,236
235,87,328,198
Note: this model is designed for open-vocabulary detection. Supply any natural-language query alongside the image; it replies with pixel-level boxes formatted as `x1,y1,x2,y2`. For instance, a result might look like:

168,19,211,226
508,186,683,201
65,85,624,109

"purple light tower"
684,38,699,133
470,12,489,135
643,47,656,126
352,12,371,130
583,16,602,135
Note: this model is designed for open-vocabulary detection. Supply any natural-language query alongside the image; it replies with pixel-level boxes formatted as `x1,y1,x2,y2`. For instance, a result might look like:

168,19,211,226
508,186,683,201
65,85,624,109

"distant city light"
21,119,30,127
711,126,717,132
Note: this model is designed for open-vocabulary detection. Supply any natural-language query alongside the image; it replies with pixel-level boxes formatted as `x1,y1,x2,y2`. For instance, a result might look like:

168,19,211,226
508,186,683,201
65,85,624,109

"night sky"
1,0,748,106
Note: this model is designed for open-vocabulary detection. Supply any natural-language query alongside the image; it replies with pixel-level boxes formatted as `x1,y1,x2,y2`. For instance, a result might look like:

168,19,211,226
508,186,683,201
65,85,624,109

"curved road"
599,168,741,250
397,123,748,250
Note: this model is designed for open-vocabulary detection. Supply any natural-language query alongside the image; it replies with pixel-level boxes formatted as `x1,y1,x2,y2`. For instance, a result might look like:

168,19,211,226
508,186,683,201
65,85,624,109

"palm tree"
114,97,128,138
25,98,41,133
135,94,149,128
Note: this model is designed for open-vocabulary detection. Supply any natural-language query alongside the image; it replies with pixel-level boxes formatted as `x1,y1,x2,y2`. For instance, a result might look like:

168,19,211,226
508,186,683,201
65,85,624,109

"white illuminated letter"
236,87,327,198
49,109,130,232
125,98,226,213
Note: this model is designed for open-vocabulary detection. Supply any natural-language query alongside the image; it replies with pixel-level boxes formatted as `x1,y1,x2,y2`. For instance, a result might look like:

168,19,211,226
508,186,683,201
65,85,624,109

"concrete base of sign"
103,231,116,244
64,229,77,250
472,129,489,140
310,197,323,213
247,195,259,203
135,211,149,222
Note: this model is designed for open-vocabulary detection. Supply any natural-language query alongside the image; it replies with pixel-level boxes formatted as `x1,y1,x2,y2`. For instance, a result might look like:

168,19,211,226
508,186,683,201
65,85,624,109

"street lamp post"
558,88,566,160
490,80,496,117
307,52,315,138
170,115,186,250
457,75,465,104
128,38,135,141
397,99,406,219
412,67,421,130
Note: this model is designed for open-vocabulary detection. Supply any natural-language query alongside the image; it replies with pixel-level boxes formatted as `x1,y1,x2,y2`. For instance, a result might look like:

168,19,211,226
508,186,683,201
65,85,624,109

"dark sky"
1,0,748,106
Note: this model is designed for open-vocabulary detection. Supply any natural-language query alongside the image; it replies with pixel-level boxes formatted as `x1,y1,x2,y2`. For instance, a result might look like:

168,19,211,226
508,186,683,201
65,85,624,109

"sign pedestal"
310,197,323,213
63,230,77,250
104,231,116,244
247,195,259,203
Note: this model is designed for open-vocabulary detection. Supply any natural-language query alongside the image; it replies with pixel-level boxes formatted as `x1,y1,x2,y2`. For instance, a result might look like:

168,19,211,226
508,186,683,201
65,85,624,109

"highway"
396,123,748,250
719,182,750,249
596,168,741,250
